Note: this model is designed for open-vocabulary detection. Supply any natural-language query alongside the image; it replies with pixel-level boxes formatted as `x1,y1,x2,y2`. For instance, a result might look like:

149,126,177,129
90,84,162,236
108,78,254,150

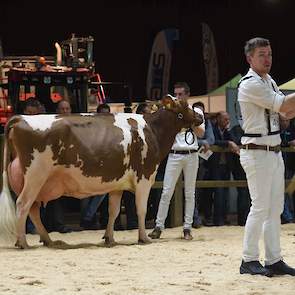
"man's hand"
202,142,210,152
228,140,240,155
191,124,205,138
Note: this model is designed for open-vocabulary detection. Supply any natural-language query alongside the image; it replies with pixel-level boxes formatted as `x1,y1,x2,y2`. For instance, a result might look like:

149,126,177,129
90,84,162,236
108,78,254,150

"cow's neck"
147,109,183,161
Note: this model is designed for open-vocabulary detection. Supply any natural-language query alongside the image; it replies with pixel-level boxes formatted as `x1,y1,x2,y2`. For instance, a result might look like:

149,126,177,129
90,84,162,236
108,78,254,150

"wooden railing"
1,134,295,227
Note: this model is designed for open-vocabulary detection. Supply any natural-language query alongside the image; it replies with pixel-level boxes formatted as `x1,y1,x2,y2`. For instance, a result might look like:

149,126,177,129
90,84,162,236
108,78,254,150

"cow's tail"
0,118,18,244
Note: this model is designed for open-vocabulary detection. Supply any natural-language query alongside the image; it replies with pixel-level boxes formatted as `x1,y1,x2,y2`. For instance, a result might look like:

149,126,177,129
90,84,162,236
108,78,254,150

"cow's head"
162,95,203,128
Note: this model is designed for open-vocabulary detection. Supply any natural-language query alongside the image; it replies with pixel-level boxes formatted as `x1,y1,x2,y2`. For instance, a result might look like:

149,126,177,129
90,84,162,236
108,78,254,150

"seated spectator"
136,103,151,115
97,103,110,113
23,97,42,115
56,99,72,114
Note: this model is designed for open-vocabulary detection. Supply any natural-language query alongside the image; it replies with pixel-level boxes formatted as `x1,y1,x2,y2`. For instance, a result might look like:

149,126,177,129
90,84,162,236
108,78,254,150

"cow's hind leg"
15,174,48,249
15,190,36,249
103,190,123,247
135,182,152,244
29,201,66,248
29,201,52,245
29,202,68,248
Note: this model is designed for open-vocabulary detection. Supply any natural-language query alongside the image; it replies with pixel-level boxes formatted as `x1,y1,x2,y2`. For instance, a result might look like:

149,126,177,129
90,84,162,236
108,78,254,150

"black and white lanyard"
238,76,280,137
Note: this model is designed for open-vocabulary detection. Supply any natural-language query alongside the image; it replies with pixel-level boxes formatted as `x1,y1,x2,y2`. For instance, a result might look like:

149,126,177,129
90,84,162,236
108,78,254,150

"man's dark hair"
174,82,190,94
136,103,148,114
97,103,110,113
244,37,270,56
24,97,41,109
192,101,205,111
124,107,132,113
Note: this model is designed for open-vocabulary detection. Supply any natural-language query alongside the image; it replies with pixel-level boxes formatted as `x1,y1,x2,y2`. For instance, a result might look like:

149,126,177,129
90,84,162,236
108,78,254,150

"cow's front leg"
103,191,123,247
135,183,152,244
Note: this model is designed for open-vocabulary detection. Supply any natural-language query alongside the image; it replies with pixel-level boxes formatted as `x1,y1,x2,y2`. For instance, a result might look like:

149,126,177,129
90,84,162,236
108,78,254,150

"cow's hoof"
40,238,51,245
15,240,30,249
138,237,152,244
103,236,116,247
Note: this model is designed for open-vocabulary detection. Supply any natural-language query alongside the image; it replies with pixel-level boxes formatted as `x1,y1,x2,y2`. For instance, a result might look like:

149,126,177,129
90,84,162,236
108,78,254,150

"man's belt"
241,143,281,153
170,150,198,154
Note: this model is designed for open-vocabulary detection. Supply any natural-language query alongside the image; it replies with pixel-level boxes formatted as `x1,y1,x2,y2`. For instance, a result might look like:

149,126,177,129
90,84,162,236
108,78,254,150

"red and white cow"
0,96,203,248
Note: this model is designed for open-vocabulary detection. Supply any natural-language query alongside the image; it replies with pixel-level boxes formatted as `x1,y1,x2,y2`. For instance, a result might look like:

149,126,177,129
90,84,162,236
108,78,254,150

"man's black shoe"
183,229,193,240
265,260,295,276
240,260,273,277
192,222,202,229
203,218,214,226
56,225,73,233
148,227,162,239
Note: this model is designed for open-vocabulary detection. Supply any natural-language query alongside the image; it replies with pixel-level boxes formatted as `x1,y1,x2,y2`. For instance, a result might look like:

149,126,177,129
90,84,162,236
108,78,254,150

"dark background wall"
0,0,294,98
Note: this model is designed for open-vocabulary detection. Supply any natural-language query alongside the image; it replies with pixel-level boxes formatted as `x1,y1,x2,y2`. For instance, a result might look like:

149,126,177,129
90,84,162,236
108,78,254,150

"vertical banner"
146,29,179,100
202,23,219,92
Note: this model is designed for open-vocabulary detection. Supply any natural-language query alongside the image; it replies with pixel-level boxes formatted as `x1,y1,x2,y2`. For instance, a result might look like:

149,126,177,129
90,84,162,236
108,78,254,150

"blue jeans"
80,195,106,223
281,194,293,222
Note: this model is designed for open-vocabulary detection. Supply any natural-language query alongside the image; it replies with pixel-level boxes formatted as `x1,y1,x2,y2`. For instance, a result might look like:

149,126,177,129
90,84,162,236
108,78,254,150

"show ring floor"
0,224,295,295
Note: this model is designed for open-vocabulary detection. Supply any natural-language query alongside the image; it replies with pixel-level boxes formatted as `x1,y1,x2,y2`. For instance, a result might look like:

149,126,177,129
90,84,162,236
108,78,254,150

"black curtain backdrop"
0,0,294,99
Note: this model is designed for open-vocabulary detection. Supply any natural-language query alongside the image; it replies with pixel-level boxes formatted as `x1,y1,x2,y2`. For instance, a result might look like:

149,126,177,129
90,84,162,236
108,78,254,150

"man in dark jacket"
203,111,239,226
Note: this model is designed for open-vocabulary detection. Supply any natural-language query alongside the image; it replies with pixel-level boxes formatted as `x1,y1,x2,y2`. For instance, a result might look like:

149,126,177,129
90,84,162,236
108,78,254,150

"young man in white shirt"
238,37,295,277
148,82,205,240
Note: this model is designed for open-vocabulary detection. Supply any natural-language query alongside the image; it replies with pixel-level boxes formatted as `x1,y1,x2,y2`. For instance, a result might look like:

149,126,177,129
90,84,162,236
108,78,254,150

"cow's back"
10,113,160,184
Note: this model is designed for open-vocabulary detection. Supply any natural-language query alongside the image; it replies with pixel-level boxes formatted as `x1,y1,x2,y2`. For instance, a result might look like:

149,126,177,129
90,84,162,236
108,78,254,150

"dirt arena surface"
0,224,295,295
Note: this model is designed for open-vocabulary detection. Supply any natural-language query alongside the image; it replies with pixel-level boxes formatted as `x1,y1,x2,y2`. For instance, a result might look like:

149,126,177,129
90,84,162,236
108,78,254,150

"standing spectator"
204,111,239,226
238,37,295,276
44,99,73,233
279,116,295,223
22,98,44,234
148,82,205,240
80,103,110,230
229,124,251,226
192,101,215,228
116,103,152,230
94,105,111,230
134,103,160,228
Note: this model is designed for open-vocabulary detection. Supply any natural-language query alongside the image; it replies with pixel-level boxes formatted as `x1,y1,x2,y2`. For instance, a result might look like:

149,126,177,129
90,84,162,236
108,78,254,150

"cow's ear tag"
178,113,183,119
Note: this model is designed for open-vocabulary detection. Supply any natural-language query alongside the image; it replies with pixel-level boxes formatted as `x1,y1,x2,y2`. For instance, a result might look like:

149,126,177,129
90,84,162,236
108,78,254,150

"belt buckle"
266,145,270,152
274,146,280,153
245,145,249,150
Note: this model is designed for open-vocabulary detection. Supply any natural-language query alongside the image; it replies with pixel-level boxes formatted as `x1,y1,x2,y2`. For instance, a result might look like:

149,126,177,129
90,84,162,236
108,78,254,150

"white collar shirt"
238,68,285,146
171,107,205,150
